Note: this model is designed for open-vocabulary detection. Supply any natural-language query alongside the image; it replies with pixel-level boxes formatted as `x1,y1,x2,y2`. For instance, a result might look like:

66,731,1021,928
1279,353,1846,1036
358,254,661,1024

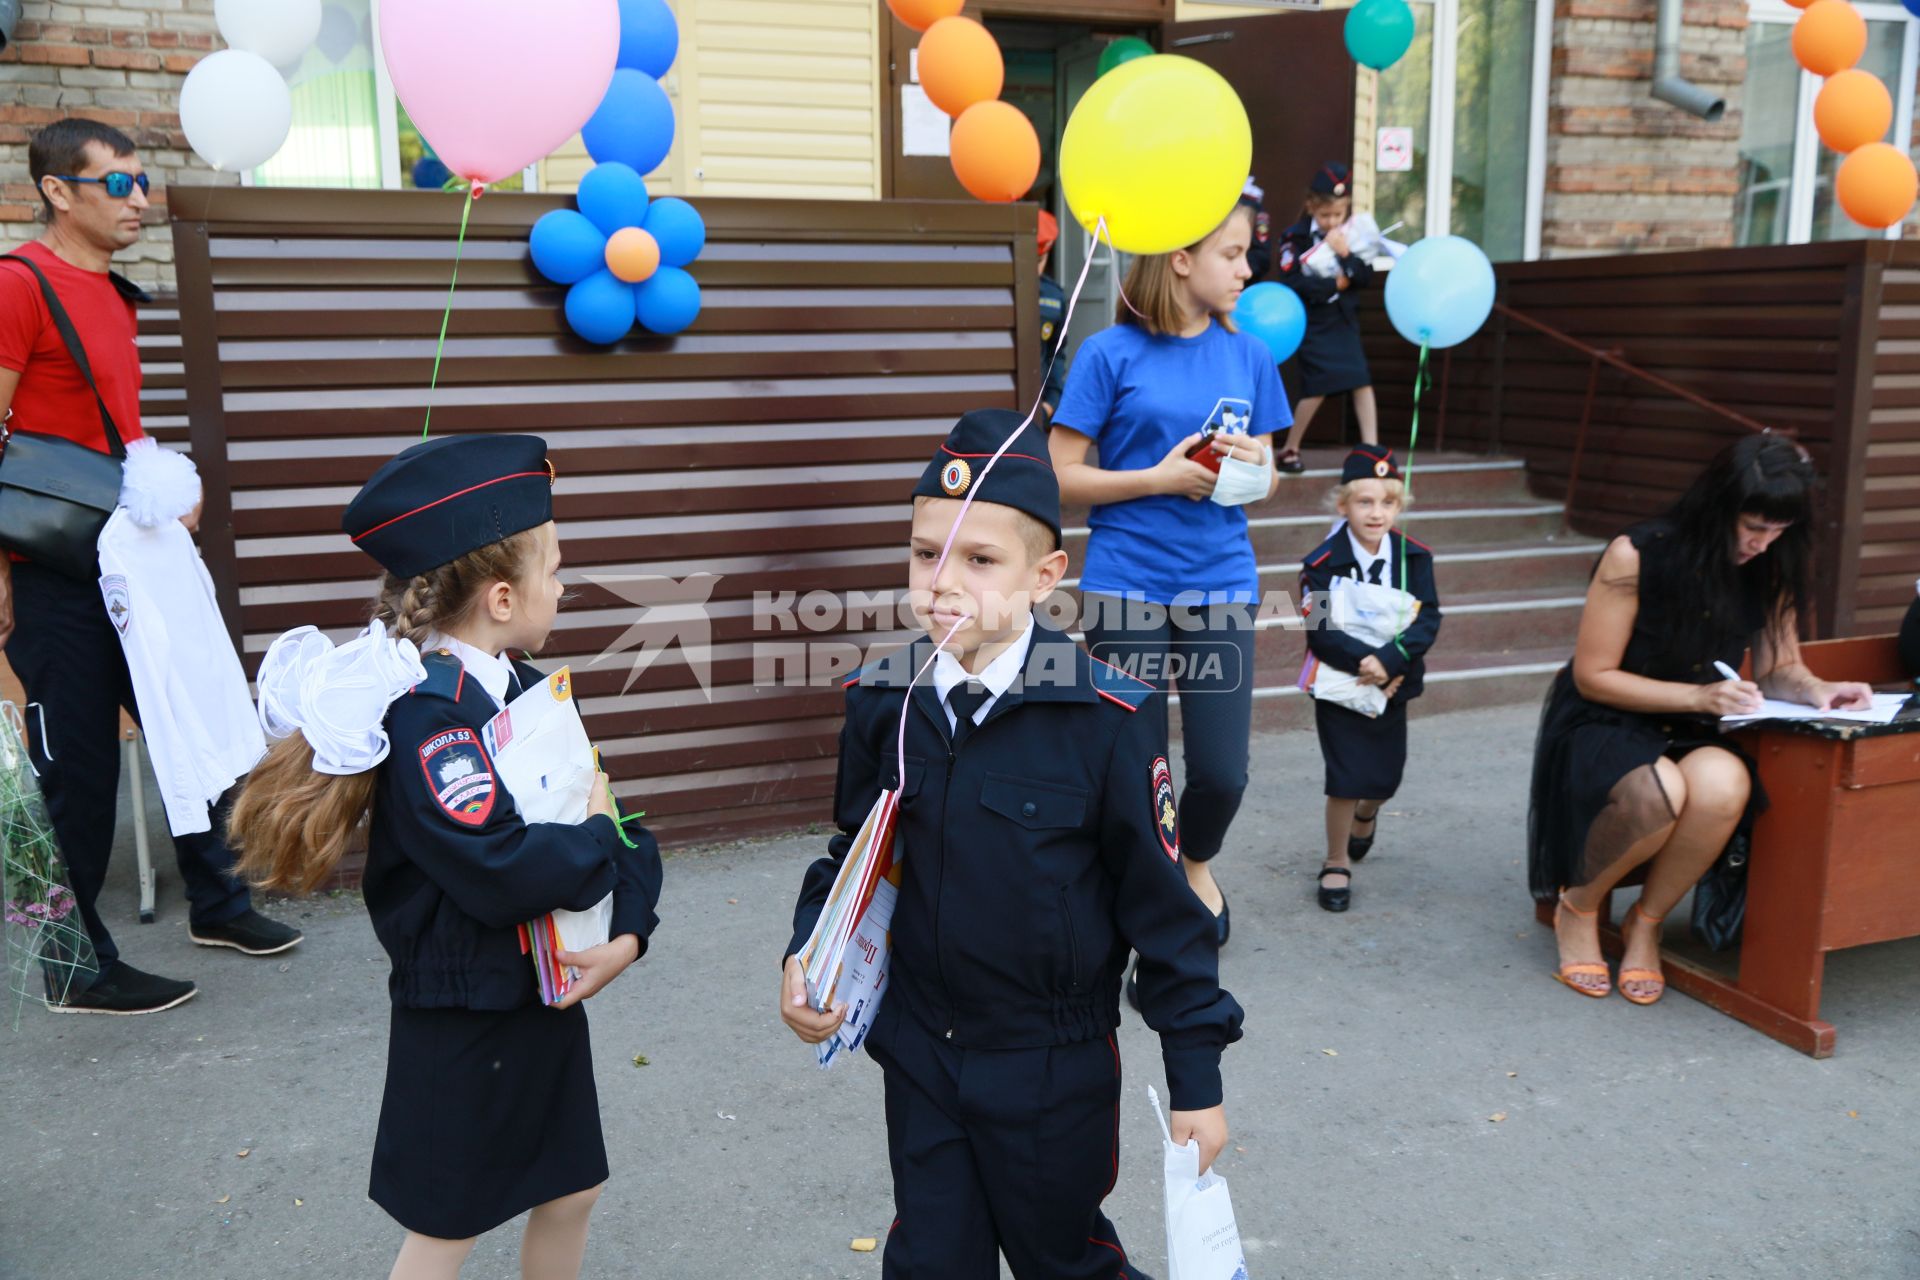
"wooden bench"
1533,634,1919,1056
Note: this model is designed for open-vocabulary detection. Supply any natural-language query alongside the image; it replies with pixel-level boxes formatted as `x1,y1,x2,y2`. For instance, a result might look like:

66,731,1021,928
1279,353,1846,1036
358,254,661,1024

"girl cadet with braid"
229,435,664,1280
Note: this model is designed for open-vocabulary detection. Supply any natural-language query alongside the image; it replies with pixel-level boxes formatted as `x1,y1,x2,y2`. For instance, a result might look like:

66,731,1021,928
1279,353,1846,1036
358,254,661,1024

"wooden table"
1534,635,1920,1057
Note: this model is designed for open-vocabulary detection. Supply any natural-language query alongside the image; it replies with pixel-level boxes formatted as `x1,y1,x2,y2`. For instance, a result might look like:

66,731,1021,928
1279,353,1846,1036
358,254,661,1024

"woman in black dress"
1529,435,1872,1004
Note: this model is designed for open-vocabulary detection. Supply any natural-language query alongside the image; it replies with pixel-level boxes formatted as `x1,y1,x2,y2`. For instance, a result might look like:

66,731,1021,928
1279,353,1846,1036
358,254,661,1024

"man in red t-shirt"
1,119,300,1016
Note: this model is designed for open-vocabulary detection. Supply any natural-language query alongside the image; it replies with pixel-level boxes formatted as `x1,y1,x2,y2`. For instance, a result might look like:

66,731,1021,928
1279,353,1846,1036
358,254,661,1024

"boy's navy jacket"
1275,216,1375,322
365,649,664,1010
1299,526,1444,702
787,617,1245,1111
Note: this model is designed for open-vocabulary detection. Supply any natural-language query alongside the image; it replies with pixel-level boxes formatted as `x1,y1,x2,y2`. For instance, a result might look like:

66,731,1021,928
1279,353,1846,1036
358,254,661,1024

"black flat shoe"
1276,447,1306,475
1214,896,1231,948
1349,809,1379,862
1317,865,1352,913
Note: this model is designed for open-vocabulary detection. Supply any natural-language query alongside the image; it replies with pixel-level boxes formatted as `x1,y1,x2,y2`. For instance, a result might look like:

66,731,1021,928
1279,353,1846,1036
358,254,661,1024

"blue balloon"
583,68,676,175
577,161,650,236
1345,0,1416,71
530,209,607,286
1233,282,1308,365
634,266,700,336
617,0,679,77
565,270,637,345
643,197,705,268
1383,235,1496,350
411,156,451,191
1906,0,1920,18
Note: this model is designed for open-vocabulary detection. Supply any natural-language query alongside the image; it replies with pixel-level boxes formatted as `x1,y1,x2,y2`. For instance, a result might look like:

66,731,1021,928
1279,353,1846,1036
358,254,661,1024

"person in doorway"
1529,435,1872,1004
0,118,300,1016
1037,210,1071,423
1048,199,1289,982
1272,162,1386,474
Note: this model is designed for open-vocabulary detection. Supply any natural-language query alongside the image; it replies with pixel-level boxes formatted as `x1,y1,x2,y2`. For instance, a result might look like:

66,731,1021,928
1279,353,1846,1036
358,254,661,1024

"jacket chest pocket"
980,772,1087,831
882,755,926,799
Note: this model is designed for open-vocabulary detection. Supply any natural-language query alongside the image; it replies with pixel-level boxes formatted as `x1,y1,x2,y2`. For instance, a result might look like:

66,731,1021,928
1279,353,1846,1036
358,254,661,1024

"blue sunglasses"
52,171,150,199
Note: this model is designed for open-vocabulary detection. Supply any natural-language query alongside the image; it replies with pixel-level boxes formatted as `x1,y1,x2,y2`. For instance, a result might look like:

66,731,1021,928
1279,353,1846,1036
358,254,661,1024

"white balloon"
215,0,323,71
180,50,293,173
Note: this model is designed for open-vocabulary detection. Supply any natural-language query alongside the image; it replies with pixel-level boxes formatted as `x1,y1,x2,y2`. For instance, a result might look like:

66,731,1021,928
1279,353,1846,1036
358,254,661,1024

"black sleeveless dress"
1527,520,1769,901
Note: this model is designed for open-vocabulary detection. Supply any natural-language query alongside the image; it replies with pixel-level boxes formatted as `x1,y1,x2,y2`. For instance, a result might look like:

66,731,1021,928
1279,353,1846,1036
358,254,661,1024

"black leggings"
1082,596,1256,863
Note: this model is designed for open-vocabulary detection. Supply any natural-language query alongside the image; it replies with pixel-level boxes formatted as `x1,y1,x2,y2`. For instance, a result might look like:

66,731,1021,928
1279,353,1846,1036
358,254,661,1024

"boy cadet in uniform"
780,409,1244,1279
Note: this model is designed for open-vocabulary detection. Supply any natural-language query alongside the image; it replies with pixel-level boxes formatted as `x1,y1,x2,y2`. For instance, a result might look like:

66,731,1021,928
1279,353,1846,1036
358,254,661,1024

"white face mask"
1210,446,1272,508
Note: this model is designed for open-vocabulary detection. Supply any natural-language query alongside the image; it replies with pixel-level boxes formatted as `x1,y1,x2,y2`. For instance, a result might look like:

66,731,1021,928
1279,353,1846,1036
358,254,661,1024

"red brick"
13,45,91,67
110,30,148,49
92,49,162,71
162,53,203,74
180,34,216,51
146,30,180,49
0,105,67,126
0,205,39,224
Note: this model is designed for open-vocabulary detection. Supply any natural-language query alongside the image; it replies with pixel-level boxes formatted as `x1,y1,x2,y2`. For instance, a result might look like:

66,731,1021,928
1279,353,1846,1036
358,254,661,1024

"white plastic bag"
1300,575,1420,719
1148,1086,1249,1280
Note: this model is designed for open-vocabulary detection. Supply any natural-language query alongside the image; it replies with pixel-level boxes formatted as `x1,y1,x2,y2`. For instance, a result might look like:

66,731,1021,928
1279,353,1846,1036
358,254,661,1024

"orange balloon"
1836,142,1918,229
605,226,660,283
1783,0,1814,7
1814,69,1893,153
919,17,1003,118
950,100,1039,203
1793,0,1867,77
885,0,964,33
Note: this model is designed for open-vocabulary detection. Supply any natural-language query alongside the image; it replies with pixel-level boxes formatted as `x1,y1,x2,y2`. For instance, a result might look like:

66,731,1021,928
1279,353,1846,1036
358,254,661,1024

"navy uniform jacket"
1039,274,1070,412
787,617,1244,1111
1900,594,1920,678
1275,216,1375,325
365,650,664,1010
1300,526,1443,703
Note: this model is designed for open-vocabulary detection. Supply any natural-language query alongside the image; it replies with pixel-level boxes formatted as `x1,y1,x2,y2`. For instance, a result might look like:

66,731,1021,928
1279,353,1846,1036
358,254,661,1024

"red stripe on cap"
350,471,551,544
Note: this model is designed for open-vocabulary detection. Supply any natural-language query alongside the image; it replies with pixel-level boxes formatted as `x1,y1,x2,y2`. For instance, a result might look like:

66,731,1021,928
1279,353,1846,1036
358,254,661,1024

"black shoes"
1215,897,1231,948
1349,808,1380,862
46,961,197,1015
1317,865,1352,913
189,909,304,956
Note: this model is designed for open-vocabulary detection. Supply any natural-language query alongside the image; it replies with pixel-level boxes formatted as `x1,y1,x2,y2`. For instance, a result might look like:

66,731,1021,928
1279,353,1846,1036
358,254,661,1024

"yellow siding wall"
540,0,882,200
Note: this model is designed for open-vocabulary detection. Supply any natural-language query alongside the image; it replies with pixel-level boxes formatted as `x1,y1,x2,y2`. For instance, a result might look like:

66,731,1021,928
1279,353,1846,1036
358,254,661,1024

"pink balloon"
379,0,619,186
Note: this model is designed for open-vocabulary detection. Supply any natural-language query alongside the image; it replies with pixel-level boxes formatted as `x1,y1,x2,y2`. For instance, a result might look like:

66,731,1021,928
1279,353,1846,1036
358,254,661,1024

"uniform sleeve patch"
1151,756,1180,862
418,727,497,827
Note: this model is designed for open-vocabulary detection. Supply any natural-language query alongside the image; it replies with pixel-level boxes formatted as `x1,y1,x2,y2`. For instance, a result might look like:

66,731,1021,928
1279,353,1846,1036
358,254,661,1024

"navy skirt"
1297,304,1372,398
1315,697,1408,800
370,1001,608,1239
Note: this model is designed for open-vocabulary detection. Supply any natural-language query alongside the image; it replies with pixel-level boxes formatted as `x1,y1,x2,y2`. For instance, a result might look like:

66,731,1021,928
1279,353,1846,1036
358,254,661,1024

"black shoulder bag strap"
1,252,129,460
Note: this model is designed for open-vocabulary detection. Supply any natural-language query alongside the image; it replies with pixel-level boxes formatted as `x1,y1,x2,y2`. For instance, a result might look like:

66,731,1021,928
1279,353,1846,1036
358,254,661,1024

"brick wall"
1541,0,1749,256
1,0,232,290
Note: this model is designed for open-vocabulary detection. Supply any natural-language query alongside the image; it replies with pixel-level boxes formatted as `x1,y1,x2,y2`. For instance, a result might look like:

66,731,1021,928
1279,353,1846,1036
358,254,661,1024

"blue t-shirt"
1053,320,1292,605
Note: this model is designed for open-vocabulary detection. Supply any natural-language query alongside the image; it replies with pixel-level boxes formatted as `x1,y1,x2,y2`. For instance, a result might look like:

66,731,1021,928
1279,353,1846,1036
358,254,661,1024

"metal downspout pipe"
1652,0,1728,121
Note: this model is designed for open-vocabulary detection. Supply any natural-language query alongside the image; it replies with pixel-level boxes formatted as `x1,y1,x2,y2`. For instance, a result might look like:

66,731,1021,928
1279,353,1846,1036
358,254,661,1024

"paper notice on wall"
902,83,951,157
1377,126,1414,173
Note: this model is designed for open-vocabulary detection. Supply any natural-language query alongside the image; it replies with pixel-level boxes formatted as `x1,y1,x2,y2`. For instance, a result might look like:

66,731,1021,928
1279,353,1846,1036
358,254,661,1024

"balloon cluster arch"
1790,0,1918,229
887,0,1040,202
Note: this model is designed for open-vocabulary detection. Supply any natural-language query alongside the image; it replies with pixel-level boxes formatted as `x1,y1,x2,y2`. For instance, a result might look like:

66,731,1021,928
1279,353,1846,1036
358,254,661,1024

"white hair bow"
256,621,426,776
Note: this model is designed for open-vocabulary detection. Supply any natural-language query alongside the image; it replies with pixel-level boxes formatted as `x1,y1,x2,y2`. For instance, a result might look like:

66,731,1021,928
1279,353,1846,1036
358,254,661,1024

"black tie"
947,680,990,747
1366,559,1385,585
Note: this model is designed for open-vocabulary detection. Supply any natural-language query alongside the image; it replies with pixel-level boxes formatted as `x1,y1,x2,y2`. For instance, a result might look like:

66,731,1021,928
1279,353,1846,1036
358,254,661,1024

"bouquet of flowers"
0,703,95,1026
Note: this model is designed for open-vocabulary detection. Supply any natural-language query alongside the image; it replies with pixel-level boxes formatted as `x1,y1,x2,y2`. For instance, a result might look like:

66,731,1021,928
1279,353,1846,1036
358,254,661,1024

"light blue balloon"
642,197,705,268
634,266,700,336
1345,0,1416,71
583,68,676,175
577,162,649,237
529,209,606,286
565,270,637,345
1234,282,1308,365
1383,235,1496,350
617,0,679,77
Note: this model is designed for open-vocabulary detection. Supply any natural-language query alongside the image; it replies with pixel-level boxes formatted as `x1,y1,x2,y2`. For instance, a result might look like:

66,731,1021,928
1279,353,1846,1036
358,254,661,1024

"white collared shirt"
931,617,1035,732
423,631,517,711
1346,524,1393,586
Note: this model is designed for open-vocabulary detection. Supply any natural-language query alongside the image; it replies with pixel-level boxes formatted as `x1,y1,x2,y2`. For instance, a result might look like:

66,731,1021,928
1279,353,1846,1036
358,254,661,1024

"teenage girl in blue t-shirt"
1049,201,1292,971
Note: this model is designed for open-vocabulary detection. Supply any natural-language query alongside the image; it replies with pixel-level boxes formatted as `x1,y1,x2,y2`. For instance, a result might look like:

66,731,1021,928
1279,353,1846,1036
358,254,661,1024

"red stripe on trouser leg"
1089,1233,1130,1278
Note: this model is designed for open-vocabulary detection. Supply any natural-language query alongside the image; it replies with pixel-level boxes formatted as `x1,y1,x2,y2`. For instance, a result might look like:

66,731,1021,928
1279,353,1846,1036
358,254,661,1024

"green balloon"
1096,37,1155,79
1344,0,1416,71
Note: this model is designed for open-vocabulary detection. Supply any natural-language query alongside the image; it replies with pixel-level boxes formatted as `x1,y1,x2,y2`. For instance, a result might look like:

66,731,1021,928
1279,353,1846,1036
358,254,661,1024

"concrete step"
1062,501,1575,566
1264,454,1540,511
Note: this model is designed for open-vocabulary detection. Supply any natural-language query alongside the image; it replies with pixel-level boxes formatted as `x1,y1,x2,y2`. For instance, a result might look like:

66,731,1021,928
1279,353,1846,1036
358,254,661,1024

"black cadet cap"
342,434,555,578
1310,162,1351,197
912,409,1061,540
1342,443,1401,484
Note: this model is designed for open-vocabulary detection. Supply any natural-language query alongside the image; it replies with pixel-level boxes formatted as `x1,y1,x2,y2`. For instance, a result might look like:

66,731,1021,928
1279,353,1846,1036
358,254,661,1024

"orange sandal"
1551,892,1612,999
1618,901,1668,1006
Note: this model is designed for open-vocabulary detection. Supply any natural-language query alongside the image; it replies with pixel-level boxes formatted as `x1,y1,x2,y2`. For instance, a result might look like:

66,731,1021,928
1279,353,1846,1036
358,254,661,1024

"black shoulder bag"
0,253,129,581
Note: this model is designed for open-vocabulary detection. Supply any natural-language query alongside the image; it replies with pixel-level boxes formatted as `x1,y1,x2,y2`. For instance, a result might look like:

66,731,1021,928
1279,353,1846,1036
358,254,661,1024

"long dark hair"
1660,433,1816,656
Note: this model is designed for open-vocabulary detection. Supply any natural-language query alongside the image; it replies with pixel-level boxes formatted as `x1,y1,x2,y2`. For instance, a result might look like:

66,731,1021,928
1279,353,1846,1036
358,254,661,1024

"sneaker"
46,961,197,1015
189,909,304,956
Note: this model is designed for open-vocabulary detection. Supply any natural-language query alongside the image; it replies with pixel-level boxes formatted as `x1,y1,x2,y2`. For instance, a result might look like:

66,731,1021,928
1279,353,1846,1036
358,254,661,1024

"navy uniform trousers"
865,996,1153,1280
6,562,250,979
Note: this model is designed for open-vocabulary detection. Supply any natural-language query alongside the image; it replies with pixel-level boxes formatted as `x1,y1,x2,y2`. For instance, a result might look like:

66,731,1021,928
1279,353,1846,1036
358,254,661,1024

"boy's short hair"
29,118,137,218
915,495,1062,561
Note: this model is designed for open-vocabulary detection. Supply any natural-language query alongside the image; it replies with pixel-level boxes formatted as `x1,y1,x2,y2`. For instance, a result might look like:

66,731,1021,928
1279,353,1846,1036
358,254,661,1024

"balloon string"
1393,340,1430,663
421,182,477,440
889,213,1109,796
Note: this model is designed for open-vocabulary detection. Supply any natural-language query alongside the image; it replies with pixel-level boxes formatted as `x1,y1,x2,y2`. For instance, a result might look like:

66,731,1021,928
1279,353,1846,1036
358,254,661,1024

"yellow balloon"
1060,54,1252,255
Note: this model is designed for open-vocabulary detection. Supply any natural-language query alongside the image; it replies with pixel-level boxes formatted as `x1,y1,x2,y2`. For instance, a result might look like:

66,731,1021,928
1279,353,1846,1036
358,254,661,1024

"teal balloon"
1096,37,1154,79
566,269,637,345
530,209,606,286
577,162,649,237
634,266,700,336
1345,0,1416,71
1234,282,1308,365
1383,235,1495,350
642,197,705,268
